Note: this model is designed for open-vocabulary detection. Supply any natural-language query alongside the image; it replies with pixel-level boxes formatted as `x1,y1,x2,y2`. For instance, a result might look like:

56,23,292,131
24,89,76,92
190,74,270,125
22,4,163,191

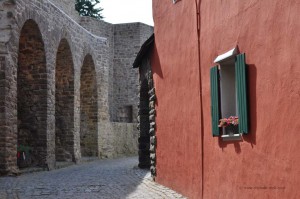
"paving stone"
0,156,185,199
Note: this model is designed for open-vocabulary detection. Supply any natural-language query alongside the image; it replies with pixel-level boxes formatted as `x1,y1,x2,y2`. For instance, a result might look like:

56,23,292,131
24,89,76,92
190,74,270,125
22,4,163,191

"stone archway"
55,39,75,162
17,19,47,168
80,54,98,157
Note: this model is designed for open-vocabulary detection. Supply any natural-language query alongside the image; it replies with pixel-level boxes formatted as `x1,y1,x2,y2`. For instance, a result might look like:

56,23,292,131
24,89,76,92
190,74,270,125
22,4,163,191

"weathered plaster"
152,0,300,198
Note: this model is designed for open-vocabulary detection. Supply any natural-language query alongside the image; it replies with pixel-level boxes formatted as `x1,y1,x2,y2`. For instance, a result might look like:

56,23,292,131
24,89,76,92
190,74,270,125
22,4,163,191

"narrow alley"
0,157,185,199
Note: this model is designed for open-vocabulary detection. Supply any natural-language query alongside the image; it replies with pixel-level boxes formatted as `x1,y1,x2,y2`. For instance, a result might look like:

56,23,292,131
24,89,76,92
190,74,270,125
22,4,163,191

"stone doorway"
17,20,47,168
55,39,75,163
80,54,98,157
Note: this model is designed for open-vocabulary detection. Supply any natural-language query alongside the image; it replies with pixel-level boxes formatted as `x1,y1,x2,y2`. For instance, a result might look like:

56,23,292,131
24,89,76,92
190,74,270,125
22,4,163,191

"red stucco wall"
152,1,202,198
152,0,300,199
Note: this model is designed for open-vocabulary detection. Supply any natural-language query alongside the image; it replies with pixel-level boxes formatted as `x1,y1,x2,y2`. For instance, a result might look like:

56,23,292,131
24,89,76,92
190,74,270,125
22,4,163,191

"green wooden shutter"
235,53,249,134
210,66,220,136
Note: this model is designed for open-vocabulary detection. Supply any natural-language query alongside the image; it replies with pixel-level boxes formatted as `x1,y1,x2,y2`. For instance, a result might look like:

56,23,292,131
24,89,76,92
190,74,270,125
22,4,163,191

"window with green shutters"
210,53,249,140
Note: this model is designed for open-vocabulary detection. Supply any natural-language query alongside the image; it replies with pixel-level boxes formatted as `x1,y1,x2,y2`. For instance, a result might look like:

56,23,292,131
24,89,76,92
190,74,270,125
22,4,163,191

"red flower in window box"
218,116,238,127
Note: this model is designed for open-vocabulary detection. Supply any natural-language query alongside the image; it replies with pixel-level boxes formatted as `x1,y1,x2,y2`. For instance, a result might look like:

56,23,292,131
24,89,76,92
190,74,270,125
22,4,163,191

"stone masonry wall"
98,122,138,158
0,0,17,174
17,19,48,168
0,0,109,174
55,39,75,162
0,0,152,175
49,0,80,21
78,17,115,123
137,55,157,178
80,55,98,157
72,15,154,125
0,55,7,171
112,23,153,122
139,24,154,46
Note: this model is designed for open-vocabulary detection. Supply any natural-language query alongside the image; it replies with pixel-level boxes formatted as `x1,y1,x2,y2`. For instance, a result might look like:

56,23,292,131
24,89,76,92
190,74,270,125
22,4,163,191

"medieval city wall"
112,23,154,123
0,0,153,174
49,0,80,21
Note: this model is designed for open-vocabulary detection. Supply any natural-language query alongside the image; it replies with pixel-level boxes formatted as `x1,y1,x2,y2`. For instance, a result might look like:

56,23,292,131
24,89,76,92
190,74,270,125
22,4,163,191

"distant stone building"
0,0,153,174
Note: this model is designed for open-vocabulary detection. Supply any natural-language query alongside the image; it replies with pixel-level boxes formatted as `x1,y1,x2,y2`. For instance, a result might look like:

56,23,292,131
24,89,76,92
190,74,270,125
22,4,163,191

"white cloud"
98,0,153,26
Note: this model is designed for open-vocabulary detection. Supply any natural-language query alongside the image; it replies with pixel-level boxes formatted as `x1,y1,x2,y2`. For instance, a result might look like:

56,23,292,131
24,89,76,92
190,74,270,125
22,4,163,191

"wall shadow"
243,64,257,147
0,157,152,198
151,43,163,108
218,137,242,154
151,43,163,79
123,157,156,198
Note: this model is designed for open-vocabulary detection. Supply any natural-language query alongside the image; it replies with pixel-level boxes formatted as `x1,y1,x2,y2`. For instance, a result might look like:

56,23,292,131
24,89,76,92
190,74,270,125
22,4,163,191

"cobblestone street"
0,157,185,199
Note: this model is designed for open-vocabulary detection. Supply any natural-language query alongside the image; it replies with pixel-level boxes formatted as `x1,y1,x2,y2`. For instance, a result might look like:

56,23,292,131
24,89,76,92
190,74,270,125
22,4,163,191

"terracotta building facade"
134,0,300,198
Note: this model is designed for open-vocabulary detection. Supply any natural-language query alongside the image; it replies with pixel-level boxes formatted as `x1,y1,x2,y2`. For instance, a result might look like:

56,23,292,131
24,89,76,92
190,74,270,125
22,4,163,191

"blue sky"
99,0,154,26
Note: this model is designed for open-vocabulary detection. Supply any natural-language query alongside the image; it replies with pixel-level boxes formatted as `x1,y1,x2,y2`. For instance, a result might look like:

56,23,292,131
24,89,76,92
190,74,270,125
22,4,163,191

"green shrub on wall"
75,0,104,19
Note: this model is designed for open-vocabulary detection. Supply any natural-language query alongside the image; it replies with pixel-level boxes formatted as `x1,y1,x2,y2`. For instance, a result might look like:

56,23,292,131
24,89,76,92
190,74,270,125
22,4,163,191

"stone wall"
112,23,154,122
99,122,138,158
49,0,80,21
17,19,48,168
77,18,154,124
78,17,116,124
0,0,16,174
0,0,152,175
80,55,98,157
0,55,7,172
137,55,157,178
55,39,75,162
79,17,113,38
139,24,154,46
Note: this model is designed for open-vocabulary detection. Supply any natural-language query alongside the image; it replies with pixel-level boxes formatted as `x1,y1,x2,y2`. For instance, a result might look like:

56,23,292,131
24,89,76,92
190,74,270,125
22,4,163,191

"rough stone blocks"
0,0,153,175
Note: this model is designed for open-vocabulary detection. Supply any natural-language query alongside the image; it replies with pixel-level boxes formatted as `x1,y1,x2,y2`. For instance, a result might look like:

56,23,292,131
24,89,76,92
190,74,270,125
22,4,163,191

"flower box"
218,116,238,128
218,116,241,141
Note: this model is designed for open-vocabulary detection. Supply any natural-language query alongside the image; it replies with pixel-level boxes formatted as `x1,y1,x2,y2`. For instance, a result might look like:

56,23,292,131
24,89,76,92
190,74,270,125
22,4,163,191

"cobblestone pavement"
0,157,186,199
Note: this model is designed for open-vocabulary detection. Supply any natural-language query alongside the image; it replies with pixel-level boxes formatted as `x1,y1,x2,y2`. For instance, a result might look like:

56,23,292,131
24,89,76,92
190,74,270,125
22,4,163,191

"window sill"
221,134,242,141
